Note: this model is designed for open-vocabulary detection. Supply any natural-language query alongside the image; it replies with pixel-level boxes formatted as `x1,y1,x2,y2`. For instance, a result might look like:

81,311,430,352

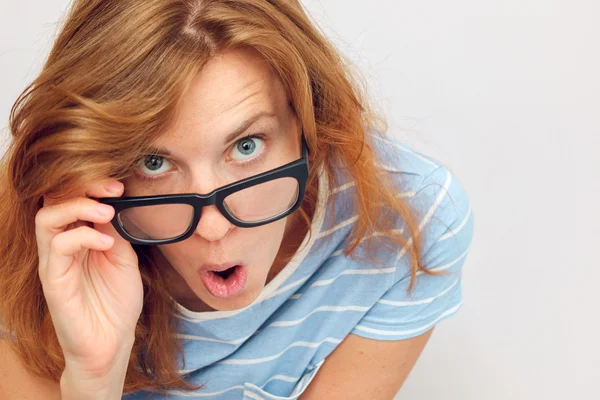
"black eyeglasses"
97,135,310,245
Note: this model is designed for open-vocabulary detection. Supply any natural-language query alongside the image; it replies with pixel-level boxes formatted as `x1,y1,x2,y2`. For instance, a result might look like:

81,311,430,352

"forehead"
159,48,288,147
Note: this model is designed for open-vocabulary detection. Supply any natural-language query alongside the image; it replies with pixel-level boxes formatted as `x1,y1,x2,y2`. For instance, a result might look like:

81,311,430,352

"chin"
202,290,258,311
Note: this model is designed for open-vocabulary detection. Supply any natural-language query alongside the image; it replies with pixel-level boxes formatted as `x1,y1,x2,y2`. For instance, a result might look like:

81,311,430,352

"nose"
189,171,234,241
193,203,233,242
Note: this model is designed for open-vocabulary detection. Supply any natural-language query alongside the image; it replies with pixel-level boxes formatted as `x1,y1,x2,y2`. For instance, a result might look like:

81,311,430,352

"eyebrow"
149,111,276,156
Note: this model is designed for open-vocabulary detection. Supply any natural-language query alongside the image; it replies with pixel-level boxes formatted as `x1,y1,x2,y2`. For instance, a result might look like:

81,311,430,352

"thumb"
94,217,138,269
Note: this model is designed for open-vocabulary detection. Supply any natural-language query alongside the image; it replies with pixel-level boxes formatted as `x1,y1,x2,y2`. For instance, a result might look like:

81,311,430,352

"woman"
0,0,474,398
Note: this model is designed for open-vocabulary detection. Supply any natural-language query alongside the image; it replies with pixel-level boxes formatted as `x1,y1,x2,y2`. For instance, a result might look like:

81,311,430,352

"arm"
300,328,434,400
0,338,130,400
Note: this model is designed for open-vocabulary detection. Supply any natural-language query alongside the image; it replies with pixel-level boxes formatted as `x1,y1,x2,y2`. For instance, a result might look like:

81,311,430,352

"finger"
87,184,137,269
36,180,124,270
36,197,115,281
41,225,114,285
42,179,123,208
92,215,136,268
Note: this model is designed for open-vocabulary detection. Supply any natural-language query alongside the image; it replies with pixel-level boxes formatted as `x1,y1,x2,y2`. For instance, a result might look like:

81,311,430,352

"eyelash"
134,133,267,182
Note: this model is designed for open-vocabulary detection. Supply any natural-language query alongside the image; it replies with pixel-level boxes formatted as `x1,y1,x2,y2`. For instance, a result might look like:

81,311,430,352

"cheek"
247,218,288,253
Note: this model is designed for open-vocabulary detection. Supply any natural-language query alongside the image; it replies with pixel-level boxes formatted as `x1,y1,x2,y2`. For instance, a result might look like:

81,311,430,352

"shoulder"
368,130,441,179
368,130,474,255
323,129,474,272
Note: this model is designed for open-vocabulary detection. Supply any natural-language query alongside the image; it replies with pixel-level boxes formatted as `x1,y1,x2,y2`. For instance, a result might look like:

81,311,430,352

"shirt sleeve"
350,164,475,341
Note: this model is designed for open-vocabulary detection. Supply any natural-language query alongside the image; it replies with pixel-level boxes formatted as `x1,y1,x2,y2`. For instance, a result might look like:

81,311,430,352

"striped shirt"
0,131,475,399
122,131,475,399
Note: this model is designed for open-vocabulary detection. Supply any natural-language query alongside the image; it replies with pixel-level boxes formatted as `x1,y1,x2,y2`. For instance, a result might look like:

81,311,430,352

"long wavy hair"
0,0,442,393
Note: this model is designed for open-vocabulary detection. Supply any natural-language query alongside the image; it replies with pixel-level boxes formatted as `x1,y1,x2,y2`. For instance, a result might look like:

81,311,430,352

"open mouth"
199,264,248,298
212,265,238,279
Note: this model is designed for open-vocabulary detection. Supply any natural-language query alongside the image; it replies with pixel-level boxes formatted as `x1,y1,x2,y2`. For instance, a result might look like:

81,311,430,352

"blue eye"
138,155,172,177
231,135,265,162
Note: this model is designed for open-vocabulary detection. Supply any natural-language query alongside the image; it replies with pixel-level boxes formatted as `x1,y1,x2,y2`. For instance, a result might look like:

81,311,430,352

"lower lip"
199,264,248,299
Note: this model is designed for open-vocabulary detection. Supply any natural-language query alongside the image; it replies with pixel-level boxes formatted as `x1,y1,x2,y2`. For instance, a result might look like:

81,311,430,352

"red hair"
0,0,440,393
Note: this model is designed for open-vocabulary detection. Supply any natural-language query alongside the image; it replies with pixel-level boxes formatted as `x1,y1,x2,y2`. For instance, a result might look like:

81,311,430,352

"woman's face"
122,47,303,312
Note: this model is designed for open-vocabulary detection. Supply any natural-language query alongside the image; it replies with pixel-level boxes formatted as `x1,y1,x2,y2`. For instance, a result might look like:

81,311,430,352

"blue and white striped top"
122,131,475,399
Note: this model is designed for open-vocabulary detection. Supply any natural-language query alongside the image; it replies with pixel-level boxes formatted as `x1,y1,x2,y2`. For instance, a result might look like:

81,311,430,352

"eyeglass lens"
116,177,299,240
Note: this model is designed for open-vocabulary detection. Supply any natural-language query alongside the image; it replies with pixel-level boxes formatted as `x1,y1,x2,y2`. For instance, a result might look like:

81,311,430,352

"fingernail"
97,204,113,216
106,181,123,193
100,234,114,245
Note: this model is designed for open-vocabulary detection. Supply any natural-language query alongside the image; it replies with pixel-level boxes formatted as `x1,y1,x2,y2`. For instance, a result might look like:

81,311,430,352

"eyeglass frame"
96,133,310,245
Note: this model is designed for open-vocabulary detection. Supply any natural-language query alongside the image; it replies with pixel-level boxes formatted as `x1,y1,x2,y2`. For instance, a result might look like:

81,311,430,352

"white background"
1,1,599,399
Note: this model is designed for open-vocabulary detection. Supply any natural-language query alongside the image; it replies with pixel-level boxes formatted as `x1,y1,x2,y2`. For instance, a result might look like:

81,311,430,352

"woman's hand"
35,180,143,380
